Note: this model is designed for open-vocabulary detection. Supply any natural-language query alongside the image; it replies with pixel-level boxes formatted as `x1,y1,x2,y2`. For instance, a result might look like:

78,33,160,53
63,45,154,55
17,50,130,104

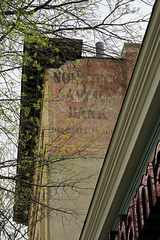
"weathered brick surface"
45,44,139,157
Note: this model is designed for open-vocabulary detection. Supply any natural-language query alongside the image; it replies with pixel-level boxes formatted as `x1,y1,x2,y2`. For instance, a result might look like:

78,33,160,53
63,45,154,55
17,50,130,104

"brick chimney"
121,43,141,83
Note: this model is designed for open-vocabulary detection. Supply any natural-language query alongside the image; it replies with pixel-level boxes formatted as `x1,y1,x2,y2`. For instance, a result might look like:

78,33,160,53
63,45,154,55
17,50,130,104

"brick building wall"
28,43,140,240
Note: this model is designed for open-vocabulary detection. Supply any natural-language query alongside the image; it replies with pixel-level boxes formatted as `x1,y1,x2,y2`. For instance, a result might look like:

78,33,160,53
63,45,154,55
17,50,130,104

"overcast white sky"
89,0,155,55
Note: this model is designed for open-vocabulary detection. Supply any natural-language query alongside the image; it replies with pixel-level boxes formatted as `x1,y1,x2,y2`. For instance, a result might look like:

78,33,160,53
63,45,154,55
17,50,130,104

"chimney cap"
96,42,104,58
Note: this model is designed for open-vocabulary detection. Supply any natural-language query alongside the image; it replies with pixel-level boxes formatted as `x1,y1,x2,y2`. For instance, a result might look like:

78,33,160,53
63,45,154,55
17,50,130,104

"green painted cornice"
79,1,160,239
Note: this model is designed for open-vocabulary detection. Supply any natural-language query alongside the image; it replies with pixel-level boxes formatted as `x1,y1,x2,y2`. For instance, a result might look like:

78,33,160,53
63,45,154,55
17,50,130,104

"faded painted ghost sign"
46,59,126,155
